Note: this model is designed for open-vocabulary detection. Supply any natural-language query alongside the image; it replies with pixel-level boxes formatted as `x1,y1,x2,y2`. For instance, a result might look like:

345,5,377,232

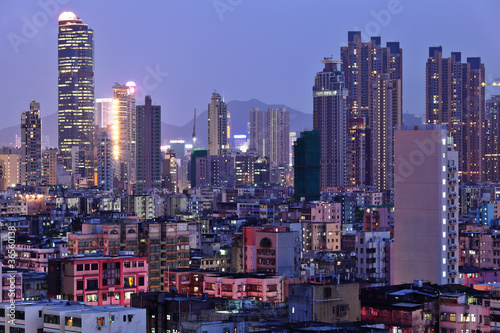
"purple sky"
1,0,499,129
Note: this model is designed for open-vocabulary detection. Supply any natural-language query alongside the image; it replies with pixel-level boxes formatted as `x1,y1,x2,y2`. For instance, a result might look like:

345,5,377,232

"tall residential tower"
20,100,42,186
207,91,228,156
313,58,348,189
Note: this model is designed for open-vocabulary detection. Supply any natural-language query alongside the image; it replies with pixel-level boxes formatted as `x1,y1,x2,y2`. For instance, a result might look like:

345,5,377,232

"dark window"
85,264,90,271
76,280,83,290
91,263,98,270
77,264,83,271
139,276,144,286
324,287,332,299
87,279,98,290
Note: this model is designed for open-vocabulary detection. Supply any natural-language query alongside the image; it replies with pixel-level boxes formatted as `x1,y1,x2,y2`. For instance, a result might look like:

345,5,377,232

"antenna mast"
192,108,197,148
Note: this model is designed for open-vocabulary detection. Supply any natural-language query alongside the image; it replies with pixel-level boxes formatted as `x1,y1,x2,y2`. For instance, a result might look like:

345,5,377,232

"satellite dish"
39,291,47,300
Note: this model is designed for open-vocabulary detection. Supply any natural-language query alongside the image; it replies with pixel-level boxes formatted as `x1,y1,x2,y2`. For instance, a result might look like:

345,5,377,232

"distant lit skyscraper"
136,95,161,193
95,98,113,129
249,107,264,156
20,100,42,186
57,11,94,174
426,47,485,183
96,128,113,191
265,108,290,166
313,58,347,189
208,91,228,155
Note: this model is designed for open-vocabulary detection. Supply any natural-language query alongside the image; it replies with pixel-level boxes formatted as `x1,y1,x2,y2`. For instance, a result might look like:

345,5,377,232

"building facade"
135,95,161,194
208,91,228,156
393,126,459,285
20,100,42,186
57,11,94,176
313,58,348,189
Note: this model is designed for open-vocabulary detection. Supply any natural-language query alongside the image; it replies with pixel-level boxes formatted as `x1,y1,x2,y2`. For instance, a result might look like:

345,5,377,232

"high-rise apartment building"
20,100,42,186
313,58,347,189
42,148,59,186
57,11,94,176
372,74,393,191
425,48,485,183
95,98,113,129
96,128,113,191
393,125,459,285
136,96,161,194
485,96,500,181
340,32,402,188
112,82,136,191
264,108,290,166
249,107,264,156
207,91,228,156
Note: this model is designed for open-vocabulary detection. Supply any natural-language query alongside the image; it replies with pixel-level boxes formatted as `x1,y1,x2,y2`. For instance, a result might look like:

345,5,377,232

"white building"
393,125,459,284
355,230,392,284
0,300,146,332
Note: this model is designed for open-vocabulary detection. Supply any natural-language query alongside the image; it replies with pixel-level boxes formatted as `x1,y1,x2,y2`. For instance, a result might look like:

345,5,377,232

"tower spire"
192,108,197,148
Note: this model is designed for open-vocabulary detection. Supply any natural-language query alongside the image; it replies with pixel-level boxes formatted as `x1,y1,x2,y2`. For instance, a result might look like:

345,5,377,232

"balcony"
449,244,457,251
449,165,457,173
449,257,457,265
448,206,458,213
449,218,458,225
449,179,457,186
448,192,458,199
449,270,458,278
449,231,458,238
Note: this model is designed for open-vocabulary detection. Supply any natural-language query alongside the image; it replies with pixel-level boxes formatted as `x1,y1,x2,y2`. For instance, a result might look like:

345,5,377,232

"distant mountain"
0,99,313,148
402,113,425,128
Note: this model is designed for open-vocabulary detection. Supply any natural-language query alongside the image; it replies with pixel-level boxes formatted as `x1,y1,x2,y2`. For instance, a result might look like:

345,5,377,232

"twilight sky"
1,0,499,129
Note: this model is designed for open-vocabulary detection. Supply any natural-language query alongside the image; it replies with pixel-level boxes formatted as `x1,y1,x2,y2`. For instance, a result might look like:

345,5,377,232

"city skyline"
1,0,499,131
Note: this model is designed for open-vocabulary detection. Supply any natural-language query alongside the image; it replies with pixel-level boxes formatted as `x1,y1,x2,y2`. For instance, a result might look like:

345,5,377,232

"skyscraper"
340,32,402,188
485,96,500,181
425,48,485,183
57,11,94,175
265,108,290,166
96,128,113,191
393,125,459,285
112,82,136,191
372,74,393,191
136,95,161,194
208,91,228,156
20,100,42,186
249,107,264,156
313,58,347,189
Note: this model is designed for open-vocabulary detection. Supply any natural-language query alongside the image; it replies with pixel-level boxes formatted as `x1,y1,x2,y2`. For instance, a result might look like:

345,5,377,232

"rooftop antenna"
192,108,197,149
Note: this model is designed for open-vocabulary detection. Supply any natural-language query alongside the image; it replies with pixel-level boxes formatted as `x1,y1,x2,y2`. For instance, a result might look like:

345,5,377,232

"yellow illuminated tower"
112,82,136,192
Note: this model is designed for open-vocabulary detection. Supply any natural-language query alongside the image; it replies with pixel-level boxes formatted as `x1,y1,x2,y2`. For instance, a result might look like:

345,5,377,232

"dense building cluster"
1,9,500,333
